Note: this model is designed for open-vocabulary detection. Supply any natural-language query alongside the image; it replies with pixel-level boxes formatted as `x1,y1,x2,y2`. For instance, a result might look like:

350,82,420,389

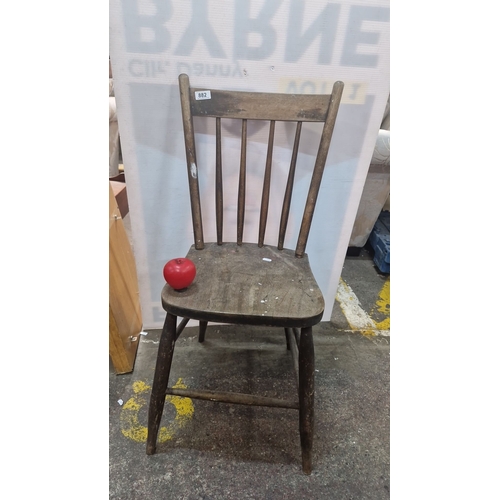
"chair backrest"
178,73,344,258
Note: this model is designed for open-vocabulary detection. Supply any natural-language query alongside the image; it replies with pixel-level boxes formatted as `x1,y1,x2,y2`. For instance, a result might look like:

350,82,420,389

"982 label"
195,90,211,100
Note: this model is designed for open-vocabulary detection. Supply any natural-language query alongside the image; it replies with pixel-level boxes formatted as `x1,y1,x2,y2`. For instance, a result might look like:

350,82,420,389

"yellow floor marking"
371,278,390,330
120,378,194,443
336,278,390,336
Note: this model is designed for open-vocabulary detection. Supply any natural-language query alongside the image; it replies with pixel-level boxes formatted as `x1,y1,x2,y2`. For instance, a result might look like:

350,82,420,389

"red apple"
163,258,196,290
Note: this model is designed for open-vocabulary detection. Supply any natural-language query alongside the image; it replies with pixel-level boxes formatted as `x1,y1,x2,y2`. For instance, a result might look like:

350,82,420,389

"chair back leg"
198,321,208,343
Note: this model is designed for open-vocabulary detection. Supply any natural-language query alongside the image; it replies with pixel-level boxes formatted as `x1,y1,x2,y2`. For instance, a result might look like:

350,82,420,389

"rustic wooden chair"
147,73,344,474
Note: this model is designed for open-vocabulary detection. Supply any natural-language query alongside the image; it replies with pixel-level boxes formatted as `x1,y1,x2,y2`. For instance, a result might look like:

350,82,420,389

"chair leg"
298,326,315,474
284,328,290,350
199,321,208,343
146,312,177,455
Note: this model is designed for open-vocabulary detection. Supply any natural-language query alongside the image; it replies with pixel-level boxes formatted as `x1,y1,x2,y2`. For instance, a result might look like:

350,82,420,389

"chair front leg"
146,312,177,455
298,326,315,474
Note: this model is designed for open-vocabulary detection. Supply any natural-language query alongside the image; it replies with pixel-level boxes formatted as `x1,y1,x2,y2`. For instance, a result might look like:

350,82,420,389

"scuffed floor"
110,325,389,499
110,227,390,499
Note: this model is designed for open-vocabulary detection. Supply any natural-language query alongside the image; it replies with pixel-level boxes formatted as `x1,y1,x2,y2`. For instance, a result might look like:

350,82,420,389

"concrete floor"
109,236,390,499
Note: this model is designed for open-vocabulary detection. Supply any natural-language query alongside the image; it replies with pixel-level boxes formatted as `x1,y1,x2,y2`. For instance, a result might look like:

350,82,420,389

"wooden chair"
147,73,344,473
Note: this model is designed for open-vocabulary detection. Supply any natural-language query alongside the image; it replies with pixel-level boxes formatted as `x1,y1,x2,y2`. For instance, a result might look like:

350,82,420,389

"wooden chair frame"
147,74,344,473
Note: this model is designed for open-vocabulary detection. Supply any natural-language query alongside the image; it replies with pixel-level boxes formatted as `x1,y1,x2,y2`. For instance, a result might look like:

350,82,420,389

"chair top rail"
189,87,333,122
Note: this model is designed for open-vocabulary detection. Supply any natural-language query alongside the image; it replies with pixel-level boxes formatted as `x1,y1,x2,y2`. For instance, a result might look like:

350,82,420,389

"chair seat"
162,242,325,328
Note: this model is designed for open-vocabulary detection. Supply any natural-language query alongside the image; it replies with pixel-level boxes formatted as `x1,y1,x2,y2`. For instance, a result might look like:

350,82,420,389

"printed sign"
110,0,390,327
194,90,212,100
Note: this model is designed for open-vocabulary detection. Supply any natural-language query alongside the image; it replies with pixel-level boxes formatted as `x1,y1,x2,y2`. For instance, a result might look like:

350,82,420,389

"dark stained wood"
237,119,247,245
149,74,345,473
284,328,290,350
285,328,299,388
296,80,344,257
215,117,223,245
258,120,275,247
299,326,315,474
162,243,324,328
179,73,204,249
190,88,331,122
175,317,190,340
147,312,177,455
198,320,208,343
180,72,344,257
278,121,302,250
165,387,299,410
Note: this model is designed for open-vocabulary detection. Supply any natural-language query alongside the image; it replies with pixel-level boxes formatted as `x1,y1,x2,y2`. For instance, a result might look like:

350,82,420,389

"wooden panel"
109,304,133,373
190,87,331,122
109,183,142,374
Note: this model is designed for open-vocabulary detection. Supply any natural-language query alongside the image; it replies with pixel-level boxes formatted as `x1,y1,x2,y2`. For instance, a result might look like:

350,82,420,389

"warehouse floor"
110,214,390,499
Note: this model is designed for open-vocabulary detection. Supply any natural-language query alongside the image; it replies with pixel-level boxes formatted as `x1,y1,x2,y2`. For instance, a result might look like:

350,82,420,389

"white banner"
110,0,390,327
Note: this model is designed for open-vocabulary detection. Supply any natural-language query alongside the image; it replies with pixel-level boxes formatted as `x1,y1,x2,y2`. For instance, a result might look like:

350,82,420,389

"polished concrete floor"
109,230,390,499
